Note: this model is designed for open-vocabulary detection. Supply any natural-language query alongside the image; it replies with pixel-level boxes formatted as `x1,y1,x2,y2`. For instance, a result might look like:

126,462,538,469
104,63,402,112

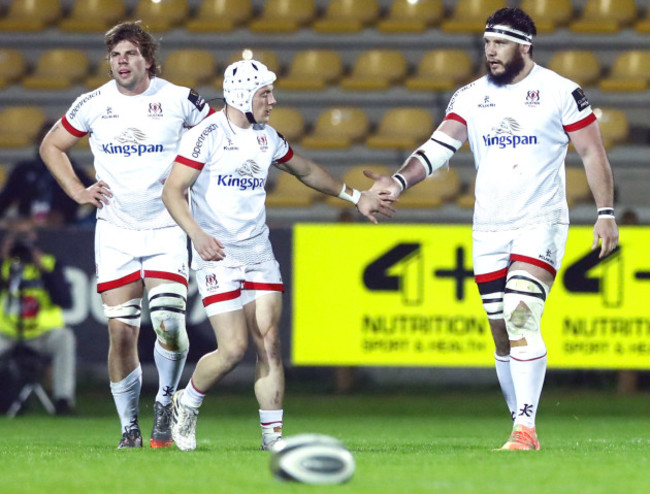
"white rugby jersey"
61,78,211,229
445,64,596,231
174,110,293,269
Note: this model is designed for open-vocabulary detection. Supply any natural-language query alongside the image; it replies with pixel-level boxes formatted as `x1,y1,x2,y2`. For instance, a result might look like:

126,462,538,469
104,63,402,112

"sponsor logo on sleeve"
188,89,206,111
572,87,590,112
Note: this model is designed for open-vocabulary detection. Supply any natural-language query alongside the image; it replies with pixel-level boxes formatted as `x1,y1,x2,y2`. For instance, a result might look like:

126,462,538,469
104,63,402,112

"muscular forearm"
40,146,87,202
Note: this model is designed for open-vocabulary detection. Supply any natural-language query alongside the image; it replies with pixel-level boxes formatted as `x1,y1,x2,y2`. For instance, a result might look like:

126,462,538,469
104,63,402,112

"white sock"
495,353,516,421
509,347,547,428
110,365,142,433
260,409,283,445
181,379,206,409
153,340,188,406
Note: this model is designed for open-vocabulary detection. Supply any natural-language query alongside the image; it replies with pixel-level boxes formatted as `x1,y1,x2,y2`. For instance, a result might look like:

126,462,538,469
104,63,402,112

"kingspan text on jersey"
216,175,266,191
482,134,538,149
101,143,164,157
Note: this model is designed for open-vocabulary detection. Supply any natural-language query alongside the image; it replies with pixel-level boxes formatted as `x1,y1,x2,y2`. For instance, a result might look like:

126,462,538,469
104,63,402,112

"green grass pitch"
1,390,649,494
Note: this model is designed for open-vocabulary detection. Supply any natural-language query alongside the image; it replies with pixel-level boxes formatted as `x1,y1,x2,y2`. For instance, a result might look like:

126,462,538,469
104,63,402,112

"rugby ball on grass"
269,433,355,484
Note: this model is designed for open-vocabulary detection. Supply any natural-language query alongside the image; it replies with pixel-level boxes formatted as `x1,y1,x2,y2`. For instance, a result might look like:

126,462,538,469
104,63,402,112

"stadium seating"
22,49,90,90
162,50,216,88
248,0,316,33
326,164,391,208
266,172,323,207
547,50,601,88
570,0,637,34
593,107,629,149
339,50,408,91
366,108,434,150
456,177,476,209
406,49,474,92
186,0,253,33
636,9,650,33
134,0,188,32
565,166,592,208
0,0,61,31
58,0,126,33
0,106,47,148
519,0,573,33
276,50,343,91
0,49,26,89
442,0,507,33
268,107,305,143
301,107,369,149
312,0,380,33
397,168,462,208
599,51,650,92
85,59,111,90
377,0,444,33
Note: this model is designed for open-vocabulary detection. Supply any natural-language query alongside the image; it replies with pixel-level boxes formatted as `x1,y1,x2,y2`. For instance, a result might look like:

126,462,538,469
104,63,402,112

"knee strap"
503,270,549,350
103,298,142,327
148,283,188,352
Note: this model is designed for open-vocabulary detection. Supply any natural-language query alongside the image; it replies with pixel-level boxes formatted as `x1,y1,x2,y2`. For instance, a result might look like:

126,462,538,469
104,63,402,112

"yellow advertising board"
292,224,650,369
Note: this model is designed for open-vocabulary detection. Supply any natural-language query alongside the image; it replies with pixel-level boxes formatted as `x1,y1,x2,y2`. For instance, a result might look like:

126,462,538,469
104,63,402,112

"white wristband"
338,184,361,205
597,207,615,219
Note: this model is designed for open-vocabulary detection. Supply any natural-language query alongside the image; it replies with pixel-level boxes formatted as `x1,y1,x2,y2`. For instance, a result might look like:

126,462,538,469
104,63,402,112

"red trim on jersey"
61,116,87,138
143,270,188,286
563,113,596,133
243,281,285,292
511,351,547,363
475,268,508,284
510,254,557,277
97,271,141,293
175,155,204,170
444,113,467,126
275,146,294,164
206,107,217,117
203,290,241,306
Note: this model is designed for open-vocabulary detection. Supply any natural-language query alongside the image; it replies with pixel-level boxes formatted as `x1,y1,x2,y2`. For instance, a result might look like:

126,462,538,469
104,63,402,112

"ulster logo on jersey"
525,89,540,106
257,135,268,152
205,273,219,290
482,118,538,149
148,102,163,118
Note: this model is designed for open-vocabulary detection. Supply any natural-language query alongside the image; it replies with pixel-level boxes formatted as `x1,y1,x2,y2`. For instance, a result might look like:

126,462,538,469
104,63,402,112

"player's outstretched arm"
162,162,225,261
40,119,112,209
275,152,396,224
569,121,619,258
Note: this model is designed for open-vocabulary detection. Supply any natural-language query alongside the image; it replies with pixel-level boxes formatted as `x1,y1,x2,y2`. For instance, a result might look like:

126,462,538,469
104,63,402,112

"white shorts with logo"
472,222,569,281
196,259,284,316
95,220,189,293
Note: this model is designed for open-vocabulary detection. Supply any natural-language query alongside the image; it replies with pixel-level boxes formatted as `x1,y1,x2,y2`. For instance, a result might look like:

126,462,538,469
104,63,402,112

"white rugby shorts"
95,220,189,292
196,259,284,316
472,222,569,281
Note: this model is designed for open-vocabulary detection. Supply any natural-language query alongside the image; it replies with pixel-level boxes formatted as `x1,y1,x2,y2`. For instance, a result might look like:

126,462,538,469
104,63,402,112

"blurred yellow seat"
248,0,315,33
134,0,188,32
366,108,434,150
520,0,572,33
59,0,125,32
313,0,380,33
593,107,629,150
377,0,444,33
406,49,474,92
340,50,408,91
215,49,280,89
85,59,112,90
266,172,322,207
187,0,253,32
268,107,305,143
22,49,89,90
398,168,461,208
565,167,592,208
599,51,650,92
570,0,636,33
163,50,216,88
276,50,343,91
0,106,47,148
326,164,391,208
302,107,369,149
0,0,61,31
0,49,26,89
442,0,506,33
547,50,601,87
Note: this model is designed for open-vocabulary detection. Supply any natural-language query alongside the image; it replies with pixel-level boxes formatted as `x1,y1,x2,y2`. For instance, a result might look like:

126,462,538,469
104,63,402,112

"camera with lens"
9,237,34,264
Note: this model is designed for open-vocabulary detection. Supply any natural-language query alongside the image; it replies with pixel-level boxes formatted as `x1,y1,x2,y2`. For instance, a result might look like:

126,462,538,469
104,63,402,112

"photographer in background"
0,219,76,414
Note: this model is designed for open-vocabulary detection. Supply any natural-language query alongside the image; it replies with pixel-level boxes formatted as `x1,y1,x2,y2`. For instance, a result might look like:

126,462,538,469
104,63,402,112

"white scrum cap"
223,59,277,115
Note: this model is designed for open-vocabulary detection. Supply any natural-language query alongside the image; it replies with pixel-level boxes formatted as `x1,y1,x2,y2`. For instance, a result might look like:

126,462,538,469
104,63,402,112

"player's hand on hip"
356,190,396,224
592,218,619,258
363,169,402,200
80,180,112,208
193,231,226,261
